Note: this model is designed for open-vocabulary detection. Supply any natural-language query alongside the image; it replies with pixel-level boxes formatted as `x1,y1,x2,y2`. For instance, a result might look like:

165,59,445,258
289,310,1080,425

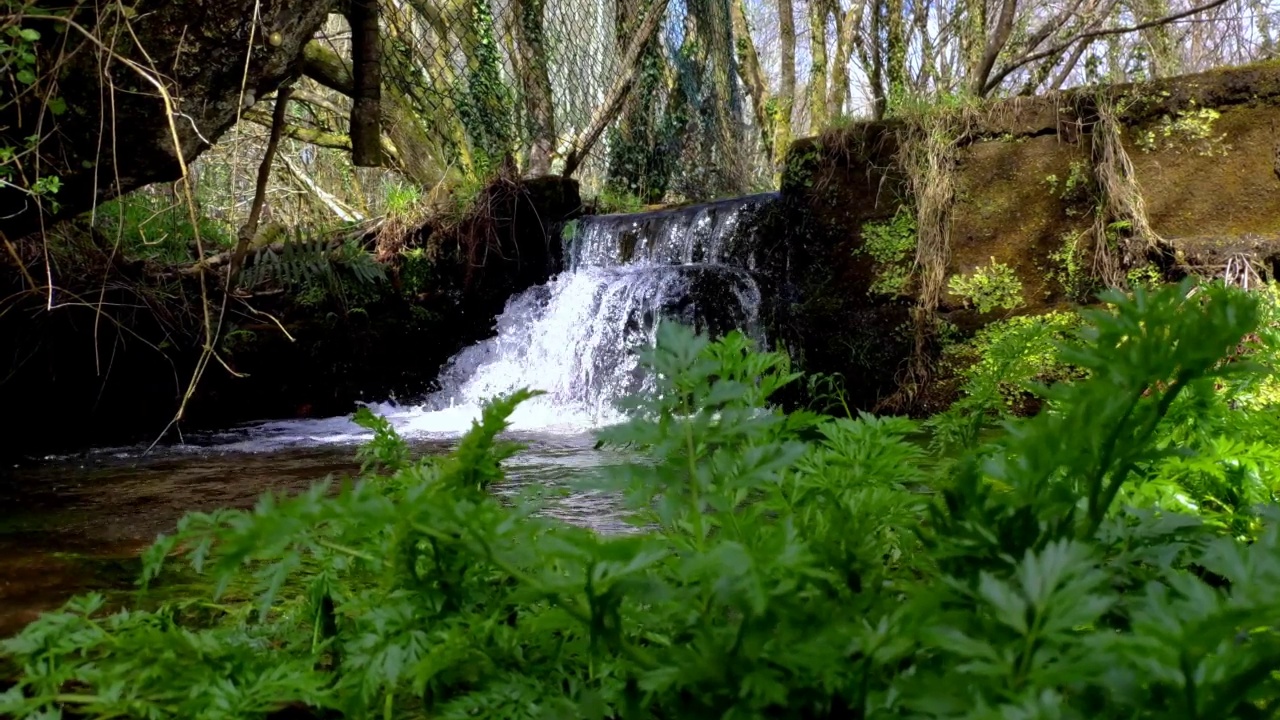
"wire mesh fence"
109,0,1280,242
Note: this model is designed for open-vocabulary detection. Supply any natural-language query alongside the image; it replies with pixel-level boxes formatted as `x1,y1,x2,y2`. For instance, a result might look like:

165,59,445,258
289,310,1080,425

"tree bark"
731,0,773,160
300,41,450,187
808,0,830,130
971,0,1020,96
0,0,336,239
775,0,797,164
350,0,384,167
512,0,556,175
885,0,907,112
828,0,867,119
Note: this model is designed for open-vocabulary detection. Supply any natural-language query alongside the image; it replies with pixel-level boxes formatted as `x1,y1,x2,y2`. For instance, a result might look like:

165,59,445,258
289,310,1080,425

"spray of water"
213,193,779,450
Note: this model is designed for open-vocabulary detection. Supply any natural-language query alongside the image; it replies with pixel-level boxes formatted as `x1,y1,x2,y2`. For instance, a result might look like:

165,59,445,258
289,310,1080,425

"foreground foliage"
4,281,1280,719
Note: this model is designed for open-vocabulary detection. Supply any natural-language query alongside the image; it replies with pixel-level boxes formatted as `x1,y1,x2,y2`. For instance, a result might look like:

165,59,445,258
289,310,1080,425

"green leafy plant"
398,246,437,298
1134,100,1230,156
91,191,235,262
948,256,1025,313
1126,262,1164,290
1043,159,1093,213
857,209,917,296
0,15,66,212
1047,229,1096,301
6,282,1280,720
382,180,423,219
239,231,386,307
593,187,646,214
928,310,1083,451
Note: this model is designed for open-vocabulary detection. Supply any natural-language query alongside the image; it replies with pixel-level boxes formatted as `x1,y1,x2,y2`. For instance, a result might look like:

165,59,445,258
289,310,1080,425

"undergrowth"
5,281,1280,719
92,191,235,263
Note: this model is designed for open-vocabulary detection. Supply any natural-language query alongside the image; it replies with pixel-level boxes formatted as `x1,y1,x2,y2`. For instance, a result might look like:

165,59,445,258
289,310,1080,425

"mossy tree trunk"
350,0,384,167
807,0,830,130
0,0,336,240
775,0,797,165
512,0,556,175
885,0,907,113
730,0,774,160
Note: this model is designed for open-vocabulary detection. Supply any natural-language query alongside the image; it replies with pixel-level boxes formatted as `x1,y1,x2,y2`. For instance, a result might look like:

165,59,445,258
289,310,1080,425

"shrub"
1134,101,1230,157
927,310,1083,451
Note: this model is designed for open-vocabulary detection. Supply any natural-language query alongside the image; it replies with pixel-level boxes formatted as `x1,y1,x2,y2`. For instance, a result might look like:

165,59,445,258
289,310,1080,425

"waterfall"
220,193,780,449
396,192,779,435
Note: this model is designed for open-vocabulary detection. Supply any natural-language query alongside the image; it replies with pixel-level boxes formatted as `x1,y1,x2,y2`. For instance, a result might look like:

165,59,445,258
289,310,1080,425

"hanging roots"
1090,96,1164,288
889,108,970,407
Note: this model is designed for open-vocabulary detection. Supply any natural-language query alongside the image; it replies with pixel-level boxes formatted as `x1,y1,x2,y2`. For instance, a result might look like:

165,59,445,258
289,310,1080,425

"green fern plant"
238,228,386,305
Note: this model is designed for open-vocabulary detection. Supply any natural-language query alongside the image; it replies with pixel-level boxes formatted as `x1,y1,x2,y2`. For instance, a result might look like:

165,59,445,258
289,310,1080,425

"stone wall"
780,63,1280,411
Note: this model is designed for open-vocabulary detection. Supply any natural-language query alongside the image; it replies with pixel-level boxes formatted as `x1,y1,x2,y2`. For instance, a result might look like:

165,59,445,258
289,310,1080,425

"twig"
0,231,36,289
231,85,295,282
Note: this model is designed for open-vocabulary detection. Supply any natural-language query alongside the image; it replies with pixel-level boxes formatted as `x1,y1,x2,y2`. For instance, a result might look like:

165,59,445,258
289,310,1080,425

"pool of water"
0,424,631,637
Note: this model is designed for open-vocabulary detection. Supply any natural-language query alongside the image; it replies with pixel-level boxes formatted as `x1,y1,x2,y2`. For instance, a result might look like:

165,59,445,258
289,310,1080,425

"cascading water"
215,193,781,448
401,192,779,434
1,196,785,618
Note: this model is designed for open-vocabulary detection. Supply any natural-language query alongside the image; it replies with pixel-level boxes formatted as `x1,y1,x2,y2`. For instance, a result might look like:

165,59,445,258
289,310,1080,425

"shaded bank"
0,178,579,459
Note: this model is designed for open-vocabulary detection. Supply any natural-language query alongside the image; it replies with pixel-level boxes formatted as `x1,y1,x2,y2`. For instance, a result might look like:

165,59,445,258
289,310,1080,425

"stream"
0,428,634,637
0,193,777,637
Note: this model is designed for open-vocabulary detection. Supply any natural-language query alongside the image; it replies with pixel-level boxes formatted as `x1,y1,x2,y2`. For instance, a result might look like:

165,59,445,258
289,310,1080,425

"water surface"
0,428,629,637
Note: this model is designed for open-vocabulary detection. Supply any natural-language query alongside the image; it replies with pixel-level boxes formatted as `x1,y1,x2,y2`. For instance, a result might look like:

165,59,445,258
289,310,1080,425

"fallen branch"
560,0,672,177
279,154,366,223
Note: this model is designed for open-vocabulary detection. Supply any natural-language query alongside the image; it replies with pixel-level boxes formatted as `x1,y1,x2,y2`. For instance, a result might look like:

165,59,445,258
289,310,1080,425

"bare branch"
983,0,1233,93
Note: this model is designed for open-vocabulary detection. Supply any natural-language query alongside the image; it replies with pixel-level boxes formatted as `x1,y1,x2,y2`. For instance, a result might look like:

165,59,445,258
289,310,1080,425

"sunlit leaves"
6,284,1280,718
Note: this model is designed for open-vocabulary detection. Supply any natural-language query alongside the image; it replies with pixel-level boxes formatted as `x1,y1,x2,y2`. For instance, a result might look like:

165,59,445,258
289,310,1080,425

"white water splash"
202,193,778,451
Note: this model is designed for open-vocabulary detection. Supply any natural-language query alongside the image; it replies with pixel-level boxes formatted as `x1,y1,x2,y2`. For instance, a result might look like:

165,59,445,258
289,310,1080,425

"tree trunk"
350,0,384,167
775,0,797,165
512,0,557,175
0,0,336,239
869,0,887,118
731,0,774,160
1137,0,1181,77
971,0,1019,96
885,0,907,112
828,0,867,119
301,41,453,188
808,0,830,131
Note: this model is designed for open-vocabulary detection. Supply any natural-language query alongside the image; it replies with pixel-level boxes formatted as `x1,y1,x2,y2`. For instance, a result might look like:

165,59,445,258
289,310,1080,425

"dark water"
0,432,630,637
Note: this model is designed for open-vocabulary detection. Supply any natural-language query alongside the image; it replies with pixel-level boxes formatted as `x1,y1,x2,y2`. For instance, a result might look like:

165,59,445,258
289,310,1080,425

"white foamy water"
190,193,780,453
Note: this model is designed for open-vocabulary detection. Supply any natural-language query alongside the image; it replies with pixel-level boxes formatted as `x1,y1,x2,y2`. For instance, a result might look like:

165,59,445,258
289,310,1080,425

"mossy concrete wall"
780,63,1280,411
